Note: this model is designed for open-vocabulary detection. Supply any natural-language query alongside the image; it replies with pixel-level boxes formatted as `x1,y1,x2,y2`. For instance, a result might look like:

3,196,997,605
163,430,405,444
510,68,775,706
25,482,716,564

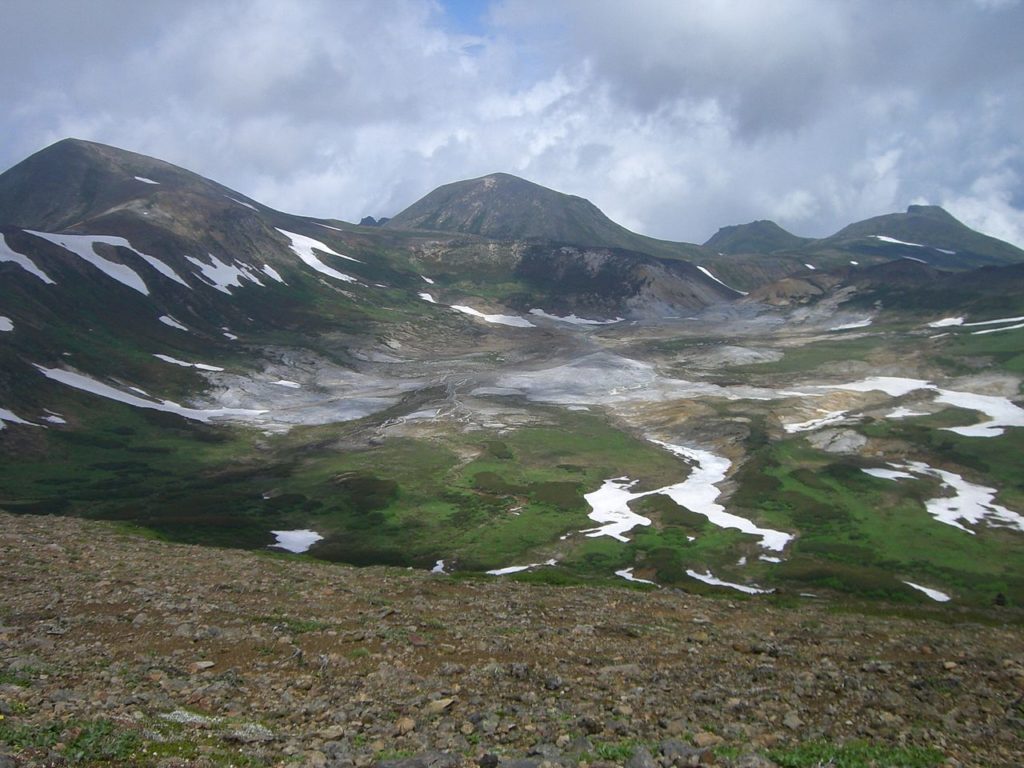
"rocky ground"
1,512,1022,768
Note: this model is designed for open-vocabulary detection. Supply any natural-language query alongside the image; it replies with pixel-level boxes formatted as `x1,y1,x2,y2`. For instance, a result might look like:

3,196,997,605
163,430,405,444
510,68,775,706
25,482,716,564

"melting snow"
26,230,152,294
186,254,264,294
225,196,258,211
261,265,285,283
833,376,932,397
421,275,435,284
450,305,535,328
153,354,224,372
804,263,816,270
431,559,447,574
903,581,951,602
0,316,12,332
927,317,964,328
134,176,160,184
486,558,558,576
654,441,793,551
685,569,773,594
933,390,1024,438
759,555,783,564
784,410,851,433
1,234,56,283
972,322,1024,336
829,318,873,331
963,315,1024,327
862,467,916,481
696,265,748,295
272,380,301,389
419,292,438,304
528,309,624,325
581,441,792,551
615,568,658,586
888,406,928,419
582,478,653,541
864,461,1024,533
276,228,359,283
159,315,188,331
269,529,323,553
42,413,66,424
35,366,266,423
0,407,40,430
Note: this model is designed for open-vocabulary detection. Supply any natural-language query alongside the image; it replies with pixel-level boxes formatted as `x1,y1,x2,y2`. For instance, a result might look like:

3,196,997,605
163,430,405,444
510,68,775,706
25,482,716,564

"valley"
1,139,1023,611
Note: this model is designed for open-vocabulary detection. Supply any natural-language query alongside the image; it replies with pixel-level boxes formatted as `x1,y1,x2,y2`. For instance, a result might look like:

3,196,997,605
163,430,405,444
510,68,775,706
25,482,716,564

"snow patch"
36,366,265,423
615,568,658,586
185,254,264,294
419,292,438,304
451,305,535,328
486,558,558,576
134,176,160,184
685,569,773,594
784,410,851,433
153,354,224,372
972,322,1024,336
26,230,152,294
0,316,12,332
529,308,624,325
272,380,301,389
159,315,188,331
276,228,360,284
420,275,435,284
696,265,748,295
225,196,258,211
888,406,928,419
261,265,285,283
903,581,951,602
269,529,322,553
0,407,40,430
1,234,56,283
828,318,873,331
804,263,816,270
927,317,964,328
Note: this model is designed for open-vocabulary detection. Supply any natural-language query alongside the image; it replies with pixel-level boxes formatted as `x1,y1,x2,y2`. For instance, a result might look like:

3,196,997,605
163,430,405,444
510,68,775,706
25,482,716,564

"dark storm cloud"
1,0,1022,246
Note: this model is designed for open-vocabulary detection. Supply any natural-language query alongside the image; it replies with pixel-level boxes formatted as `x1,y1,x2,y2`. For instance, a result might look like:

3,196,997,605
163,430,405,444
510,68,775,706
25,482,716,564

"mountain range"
1,138,1022,608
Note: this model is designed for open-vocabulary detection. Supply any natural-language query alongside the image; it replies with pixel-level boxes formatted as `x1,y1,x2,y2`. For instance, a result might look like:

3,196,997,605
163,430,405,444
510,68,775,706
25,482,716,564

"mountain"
385,172,708,261
703,219,812,254
801,204,1024,270
2,138,1024,611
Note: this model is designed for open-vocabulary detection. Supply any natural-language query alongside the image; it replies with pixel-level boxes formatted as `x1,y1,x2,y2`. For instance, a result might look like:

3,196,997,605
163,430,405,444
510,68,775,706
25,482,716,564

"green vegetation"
767,739,944,767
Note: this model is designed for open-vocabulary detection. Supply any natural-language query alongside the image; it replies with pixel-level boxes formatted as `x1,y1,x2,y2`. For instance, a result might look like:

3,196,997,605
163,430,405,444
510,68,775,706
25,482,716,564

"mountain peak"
703,219,810,254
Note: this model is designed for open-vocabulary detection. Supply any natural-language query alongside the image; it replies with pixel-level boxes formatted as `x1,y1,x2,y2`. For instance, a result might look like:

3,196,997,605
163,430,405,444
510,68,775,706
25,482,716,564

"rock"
189,660,215,673
478,755,499,768
661,739,704,766
424,697,455,715
731,755,779,768
225,723,276,744
376,751,461,768
782,711,803,731
692,731,723,748
0,754,16,768
395,716,416,735
626,745,658,768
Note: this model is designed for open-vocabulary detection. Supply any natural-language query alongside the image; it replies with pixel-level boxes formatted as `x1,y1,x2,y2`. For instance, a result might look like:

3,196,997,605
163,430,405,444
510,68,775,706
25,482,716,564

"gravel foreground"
1,512,1022,768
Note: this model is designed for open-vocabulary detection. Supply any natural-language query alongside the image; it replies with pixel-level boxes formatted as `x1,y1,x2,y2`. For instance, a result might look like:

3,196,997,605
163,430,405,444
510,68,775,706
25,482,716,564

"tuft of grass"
767,739,944,767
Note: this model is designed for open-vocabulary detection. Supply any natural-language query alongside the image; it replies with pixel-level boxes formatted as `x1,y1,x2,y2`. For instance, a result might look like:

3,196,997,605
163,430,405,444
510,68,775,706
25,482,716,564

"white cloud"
0,0,1022,248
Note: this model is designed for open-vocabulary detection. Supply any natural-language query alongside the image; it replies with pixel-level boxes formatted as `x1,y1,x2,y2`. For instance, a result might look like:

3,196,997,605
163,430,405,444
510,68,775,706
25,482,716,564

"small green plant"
768,739,944,768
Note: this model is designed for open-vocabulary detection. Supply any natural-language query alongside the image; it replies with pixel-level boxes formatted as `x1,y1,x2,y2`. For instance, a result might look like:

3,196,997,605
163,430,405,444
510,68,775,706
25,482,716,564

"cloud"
1,0,1022,247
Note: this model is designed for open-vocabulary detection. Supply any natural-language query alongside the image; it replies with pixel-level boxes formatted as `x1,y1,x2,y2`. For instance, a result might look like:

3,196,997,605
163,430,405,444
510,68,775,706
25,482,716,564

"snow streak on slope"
0,234,56,283
275,229,359,283
25,231,190,292
35,366,265,423
696,265,747,295
185,254,264,294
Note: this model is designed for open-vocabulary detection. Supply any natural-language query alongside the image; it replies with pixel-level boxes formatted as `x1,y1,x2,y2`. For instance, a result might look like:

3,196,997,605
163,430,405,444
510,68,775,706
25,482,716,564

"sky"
2,0,1023,246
